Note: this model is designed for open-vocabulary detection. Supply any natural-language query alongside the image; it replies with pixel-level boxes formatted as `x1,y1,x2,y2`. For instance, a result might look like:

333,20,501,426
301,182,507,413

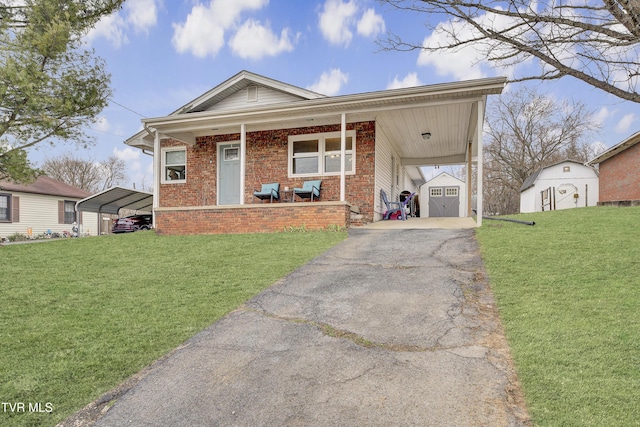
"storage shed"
519,160,599,213
420,172,467,218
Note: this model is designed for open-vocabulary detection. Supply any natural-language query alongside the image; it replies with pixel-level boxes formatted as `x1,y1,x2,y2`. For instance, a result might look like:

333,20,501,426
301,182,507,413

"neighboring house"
124,70,506,234
420,172,468,218
0,176,99,238
519,160,599,213
588,131,640,206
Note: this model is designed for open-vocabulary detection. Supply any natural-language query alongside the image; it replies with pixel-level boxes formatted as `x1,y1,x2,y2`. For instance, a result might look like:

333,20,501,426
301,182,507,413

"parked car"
112,214,153,233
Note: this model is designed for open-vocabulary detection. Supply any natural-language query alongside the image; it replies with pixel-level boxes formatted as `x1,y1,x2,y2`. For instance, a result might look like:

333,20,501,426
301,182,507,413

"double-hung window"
162,148,186,183
64,201,76,224
289,131,355,177
0,194,10,222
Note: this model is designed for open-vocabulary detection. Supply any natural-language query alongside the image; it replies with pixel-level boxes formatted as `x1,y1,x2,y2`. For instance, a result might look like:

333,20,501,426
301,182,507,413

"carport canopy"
76,186,153,216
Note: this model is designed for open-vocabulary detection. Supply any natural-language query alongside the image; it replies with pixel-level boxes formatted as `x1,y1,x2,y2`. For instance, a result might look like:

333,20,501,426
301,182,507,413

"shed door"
218,143,240,205
429,186,460,217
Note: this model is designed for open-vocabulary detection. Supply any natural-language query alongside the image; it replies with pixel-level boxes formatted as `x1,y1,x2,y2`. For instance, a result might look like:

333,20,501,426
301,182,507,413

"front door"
218,143,240,205
429,186,460,217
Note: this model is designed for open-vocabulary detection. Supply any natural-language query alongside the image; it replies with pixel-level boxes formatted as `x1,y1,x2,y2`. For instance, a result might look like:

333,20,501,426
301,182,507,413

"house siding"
598,142,640,204
156,121,376,234
0,192,99,238
373,122,415,220
206,86,305,112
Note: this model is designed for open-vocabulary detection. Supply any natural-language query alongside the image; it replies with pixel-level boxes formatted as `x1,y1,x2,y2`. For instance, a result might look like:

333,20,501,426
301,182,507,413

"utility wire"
110,99,147,118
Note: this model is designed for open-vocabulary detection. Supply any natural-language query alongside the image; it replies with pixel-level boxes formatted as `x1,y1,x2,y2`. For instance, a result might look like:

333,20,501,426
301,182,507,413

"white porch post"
240,123,246,205
476,100,485,226
467,141,472,217
153,129,160,229
340,113,346,202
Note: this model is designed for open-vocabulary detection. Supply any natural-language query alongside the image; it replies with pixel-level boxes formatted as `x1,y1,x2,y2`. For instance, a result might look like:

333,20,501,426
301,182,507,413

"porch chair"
253,182,280,203
380,189,403,220
294,180,322,201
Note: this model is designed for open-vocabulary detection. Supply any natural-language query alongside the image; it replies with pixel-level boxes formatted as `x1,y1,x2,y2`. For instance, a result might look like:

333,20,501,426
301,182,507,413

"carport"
76,187,153,235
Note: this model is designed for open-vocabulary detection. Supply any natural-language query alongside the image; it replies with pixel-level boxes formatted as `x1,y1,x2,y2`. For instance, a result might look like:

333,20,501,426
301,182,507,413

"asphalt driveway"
66,228,530,426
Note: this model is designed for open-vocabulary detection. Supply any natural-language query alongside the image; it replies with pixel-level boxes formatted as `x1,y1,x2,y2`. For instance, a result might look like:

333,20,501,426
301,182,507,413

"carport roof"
76,186,153,215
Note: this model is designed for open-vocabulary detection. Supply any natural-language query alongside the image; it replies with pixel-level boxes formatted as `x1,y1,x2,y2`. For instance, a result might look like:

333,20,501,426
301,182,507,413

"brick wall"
598,142,640,203
158,121,376,232
154,202,350,235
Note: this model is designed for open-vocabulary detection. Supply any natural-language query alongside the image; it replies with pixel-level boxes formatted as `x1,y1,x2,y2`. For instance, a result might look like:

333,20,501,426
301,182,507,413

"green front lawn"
476,206,640,426
0,230,346,426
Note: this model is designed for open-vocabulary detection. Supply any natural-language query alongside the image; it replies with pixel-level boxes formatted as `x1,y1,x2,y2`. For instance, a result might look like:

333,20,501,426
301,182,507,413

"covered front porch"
125,71,506,235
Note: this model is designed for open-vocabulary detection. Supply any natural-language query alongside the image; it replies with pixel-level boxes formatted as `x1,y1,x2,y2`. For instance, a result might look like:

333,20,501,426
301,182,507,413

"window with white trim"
0,194,10,222
289,131,355,177
162,148,186,183
430,188,442,197
445,187,458,197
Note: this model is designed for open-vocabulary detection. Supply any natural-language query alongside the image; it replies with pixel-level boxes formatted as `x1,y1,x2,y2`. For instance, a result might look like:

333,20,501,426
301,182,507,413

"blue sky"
27,0,640,189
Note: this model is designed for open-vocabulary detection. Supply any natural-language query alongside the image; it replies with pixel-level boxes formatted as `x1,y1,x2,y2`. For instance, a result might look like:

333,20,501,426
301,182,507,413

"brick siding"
598,142,640,203
154,203,350,235
157,122,375,234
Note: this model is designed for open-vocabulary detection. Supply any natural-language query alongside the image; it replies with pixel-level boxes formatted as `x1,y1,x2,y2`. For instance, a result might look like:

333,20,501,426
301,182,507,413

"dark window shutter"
12,196,19,222
58,200,64,224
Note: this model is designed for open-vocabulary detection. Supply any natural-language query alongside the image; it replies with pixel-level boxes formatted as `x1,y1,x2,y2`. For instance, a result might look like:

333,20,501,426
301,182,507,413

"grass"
476,206,640,426
0,230,346,427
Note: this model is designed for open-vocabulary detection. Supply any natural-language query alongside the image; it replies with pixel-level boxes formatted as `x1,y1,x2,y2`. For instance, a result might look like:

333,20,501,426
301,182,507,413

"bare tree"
483,87,599,214
378,0,640,103
42,153,126,193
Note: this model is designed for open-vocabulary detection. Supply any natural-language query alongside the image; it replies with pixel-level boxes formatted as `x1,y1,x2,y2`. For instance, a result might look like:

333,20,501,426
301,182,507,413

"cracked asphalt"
69,228,531,426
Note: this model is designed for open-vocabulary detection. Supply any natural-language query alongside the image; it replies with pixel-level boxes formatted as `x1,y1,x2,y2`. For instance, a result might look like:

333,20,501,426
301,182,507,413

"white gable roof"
176,70,325,114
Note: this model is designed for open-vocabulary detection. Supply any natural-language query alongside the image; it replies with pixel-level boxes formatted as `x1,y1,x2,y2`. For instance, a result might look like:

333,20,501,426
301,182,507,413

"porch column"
153,129,160,229
476,100,484,226
340,112,346,202
240,123,246,205
467,141,472,217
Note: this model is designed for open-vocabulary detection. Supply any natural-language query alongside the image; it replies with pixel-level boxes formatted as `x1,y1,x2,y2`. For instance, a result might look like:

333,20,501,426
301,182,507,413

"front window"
163,148,186,183
289,131,355,177
0,194,10,221
64,201,76,224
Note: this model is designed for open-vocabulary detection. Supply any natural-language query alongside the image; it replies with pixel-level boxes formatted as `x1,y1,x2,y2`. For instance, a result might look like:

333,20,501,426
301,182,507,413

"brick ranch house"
125,71,506,234
588,130,640,206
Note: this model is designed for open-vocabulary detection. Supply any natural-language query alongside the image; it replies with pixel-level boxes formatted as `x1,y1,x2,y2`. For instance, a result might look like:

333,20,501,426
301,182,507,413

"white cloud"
417,9,526,81
357,8,385,38
85,0,159,47
615,113,636,134
113,146,141,164
387,72,423,89
172,0,269,58
125,0,158,34
318,0,358,47
229,20,296,60
86,13,129,47
307,69,349,95
593,107,612,128
93,116,111,133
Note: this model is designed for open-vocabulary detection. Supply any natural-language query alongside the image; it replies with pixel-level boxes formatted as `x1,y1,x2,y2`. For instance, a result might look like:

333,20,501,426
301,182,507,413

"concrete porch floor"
356,216,479,230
